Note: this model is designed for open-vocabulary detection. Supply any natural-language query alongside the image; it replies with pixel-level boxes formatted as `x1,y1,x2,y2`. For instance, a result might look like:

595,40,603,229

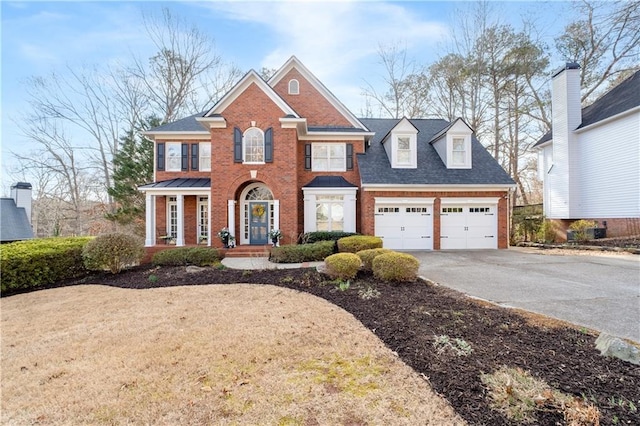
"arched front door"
240,183,274,245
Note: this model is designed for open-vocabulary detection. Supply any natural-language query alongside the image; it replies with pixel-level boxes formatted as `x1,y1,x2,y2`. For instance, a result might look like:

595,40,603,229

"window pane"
167,143,181,171
453,151,465,164
397,150,411,164
199,142,211,171
330,144,344,158
398,137,410,149
244,128,264,162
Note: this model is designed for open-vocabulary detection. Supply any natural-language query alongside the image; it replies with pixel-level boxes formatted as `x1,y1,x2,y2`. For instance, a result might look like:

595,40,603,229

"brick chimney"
550,62,581,217
10,182,32,225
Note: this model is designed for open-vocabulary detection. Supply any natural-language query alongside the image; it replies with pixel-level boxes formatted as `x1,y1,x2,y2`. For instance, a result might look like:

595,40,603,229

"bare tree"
556,0,640,103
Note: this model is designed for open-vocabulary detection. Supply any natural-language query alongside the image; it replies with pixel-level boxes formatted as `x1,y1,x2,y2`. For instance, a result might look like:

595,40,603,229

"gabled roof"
357,118,515,186
428,117,473,144
204,69,299,118
269,56,369,130
535,69,640,147
0,198,34,242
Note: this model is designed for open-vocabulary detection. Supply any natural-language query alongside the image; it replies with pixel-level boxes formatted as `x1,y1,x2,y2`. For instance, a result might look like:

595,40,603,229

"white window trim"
288,79,299,95
166,196,177,237
447,134,472,169
243,127,265,164
311,143,346,172
302,187,357,233
166,142,182,172
199,142,211,172
393,133,417,168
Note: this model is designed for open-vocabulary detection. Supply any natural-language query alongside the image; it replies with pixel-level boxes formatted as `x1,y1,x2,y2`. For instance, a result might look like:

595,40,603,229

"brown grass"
1,284,465,425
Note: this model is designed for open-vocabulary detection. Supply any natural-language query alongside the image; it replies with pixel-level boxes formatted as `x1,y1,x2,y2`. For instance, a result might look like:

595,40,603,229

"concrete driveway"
413,247,640,343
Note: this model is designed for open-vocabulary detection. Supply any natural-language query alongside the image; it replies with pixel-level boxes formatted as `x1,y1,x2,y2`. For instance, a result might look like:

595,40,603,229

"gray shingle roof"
0,198,34,242
357,118,515,186
149,112,209,132
303,176,358,188
535,69,640,147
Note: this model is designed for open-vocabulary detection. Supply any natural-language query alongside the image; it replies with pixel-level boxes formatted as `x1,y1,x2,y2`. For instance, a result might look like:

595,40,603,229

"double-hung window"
452,138,466,166
243,128,264,163
397,136,412,165
312,143,345,171
199,142,211,171
166,142,182,171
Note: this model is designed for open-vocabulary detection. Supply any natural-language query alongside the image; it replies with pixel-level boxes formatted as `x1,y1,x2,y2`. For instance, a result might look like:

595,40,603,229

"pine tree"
106,116,161,231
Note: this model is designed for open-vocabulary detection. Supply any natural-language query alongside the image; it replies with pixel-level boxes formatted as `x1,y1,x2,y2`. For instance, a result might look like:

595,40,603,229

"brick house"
140,56,515,250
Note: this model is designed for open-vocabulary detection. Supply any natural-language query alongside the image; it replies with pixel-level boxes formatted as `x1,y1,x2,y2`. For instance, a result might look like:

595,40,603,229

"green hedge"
337,235,383,253
1,237,93,294
324,252,362,280
372,252,419,283
152,247,224,266
269,240,336,263
300,231,358,244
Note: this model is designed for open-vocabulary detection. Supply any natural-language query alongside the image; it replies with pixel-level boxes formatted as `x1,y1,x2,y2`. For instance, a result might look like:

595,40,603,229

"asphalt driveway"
414,247,640,343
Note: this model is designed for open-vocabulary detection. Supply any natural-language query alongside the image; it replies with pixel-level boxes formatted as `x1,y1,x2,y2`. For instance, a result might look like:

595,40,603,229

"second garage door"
440,199,498,249
375,200,433,250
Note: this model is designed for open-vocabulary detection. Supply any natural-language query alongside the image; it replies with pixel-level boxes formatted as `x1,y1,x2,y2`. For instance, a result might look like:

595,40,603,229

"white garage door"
440,203,497,249
375,204,433,250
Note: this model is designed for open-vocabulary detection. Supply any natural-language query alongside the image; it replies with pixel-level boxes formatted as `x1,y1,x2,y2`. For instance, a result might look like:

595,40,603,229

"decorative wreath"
252,204,266,218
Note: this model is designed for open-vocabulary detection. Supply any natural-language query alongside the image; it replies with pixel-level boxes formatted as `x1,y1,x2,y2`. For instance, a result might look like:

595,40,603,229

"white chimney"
10,182,32,225
550,63,581,217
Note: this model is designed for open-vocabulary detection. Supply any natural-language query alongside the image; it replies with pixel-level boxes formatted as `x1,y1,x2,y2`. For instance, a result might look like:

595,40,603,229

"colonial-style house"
140,56,515,250
535,64,640,238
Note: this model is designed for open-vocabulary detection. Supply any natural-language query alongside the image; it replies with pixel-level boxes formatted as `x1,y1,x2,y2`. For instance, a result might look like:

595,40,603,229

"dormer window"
383,118,418,169
447,134,471,168
397,136,412,165
288,79,299,95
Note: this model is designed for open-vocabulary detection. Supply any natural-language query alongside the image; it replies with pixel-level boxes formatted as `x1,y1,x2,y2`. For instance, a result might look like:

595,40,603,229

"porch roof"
139,178,211,190
302,176,358,188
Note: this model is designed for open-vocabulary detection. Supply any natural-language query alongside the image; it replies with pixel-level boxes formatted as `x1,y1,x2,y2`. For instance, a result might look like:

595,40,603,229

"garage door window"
407,207,428,213
378,207,399,213
442,207,463,213
470,207,490,213
316,195,344,231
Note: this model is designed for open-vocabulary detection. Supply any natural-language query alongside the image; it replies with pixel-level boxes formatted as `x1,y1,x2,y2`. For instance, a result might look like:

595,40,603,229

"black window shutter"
264,127,273,163
305,144,312,170
234,127,243,163
157,143,165,171
191,143,199,170
346,143,354,170
181,143,188,171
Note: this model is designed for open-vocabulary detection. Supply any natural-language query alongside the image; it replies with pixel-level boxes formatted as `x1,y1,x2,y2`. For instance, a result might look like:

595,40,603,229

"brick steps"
222,245,273,258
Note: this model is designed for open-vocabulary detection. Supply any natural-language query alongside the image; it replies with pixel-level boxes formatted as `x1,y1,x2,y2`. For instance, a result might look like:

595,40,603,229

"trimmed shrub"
300,231,359,244
372,252,419,283
337,235,383,253
568,219,598,243
324,252,362,280
82,233,144,274
269,240,335,263
356,248,392,272
1,237,92,293
152,247,223,266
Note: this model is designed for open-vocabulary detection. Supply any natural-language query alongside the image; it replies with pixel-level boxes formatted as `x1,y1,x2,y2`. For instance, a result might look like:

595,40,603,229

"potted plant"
269,229,282,247
217,227,234,248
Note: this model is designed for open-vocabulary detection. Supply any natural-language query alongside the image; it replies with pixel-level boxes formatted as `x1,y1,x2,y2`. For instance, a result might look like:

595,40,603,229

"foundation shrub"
152,247,223,266
372,252,419,283
269,240,335,263
1,237,92,293
324,253,362,280
82,233,145,274
356,248,392,272
568,219,598,243
337,235,383,253
300,231,358,244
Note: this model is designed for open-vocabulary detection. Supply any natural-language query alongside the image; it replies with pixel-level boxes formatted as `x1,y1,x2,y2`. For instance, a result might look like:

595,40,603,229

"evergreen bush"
337,235,383,253
324,252,362,280
269,240,335,263
300,231,358,244
356,248,392,272
152,247,223,266
372,252,419,283
82,233,144,274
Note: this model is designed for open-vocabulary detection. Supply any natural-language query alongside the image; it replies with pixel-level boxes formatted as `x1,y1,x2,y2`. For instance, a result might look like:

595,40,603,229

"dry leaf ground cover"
1,284,463,425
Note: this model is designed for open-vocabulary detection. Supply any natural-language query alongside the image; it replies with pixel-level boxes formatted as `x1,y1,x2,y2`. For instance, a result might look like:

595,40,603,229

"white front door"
375,204,433,250
440,203,497,249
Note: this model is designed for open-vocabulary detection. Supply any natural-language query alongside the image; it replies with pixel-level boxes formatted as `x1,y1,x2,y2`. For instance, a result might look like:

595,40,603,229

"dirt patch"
1,285,463,425
3,265,640,425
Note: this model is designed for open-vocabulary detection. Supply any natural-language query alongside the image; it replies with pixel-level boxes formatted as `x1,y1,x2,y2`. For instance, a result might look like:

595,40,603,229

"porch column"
227,200,236,241
145,193,156,247
207,195,212,247
176,194,185,246
273,200,280,232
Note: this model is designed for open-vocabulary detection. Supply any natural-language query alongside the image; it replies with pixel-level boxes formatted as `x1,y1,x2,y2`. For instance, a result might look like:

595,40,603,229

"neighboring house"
535,64,640,238
140,56,515,250
1,182,34,243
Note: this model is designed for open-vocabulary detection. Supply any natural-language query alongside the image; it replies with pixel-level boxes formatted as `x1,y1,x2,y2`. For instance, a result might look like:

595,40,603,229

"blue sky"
1,1,575,191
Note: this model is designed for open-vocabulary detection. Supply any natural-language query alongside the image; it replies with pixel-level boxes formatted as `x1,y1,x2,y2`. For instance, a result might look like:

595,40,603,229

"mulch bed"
8,265,640,425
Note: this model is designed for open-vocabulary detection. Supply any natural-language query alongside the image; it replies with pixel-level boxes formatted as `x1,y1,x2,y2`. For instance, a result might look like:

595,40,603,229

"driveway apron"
413,248,640,343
